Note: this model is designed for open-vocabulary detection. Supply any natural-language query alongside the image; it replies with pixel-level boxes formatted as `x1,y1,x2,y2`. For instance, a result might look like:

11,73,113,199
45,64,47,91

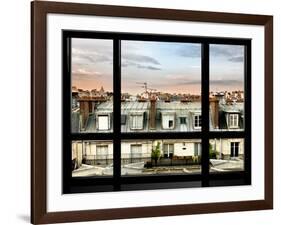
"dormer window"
162,114,175,129
180,117,187,124
130,114,143,130
97,115,110,130
229,114,239,128
193,115,202,129
121,115,127,125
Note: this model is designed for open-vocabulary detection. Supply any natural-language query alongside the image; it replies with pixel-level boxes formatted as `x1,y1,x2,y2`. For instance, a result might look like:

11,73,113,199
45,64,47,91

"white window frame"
130,114,143,130
163,143,174,158
229,113,239,128
162,113,175,130
193,114,202,129
97,114,110,130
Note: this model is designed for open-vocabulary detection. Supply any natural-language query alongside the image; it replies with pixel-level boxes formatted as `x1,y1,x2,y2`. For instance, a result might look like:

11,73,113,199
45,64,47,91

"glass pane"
209,138,244,172
72,140,113,177
209,44,244,131
71,38,113,133
121,139,201,176
121,41,201,132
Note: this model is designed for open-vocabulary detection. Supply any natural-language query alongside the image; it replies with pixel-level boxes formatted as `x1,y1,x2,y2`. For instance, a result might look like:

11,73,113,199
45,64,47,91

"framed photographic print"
31,1,273,224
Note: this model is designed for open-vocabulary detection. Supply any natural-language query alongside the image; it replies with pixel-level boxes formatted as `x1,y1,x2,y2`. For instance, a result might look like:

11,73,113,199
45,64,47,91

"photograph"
71,39,245,177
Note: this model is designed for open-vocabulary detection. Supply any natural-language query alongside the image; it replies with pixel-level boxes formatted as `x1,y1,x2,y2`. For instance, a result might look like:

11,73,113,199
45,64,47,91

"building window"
121,115,127,125
130,144,142,162
230,142,239,157
162,114,175,129
97,115,110,130
229,114,239,128
130,114,143,130
194,143,201,156
163,143,174,158
96,145,109,160
180,117,187,124
194,115,202,129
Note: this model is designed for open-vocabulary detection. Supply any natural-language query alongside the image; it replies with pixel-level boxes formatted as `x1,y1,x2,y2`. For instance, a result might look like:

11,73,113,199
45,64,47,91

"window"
97,115,110,130
96,145,108,160
180,117,187,124
162,114,175,129
70,38,113,134
194,143,201,156
121,114,127,125
231,142,240,157
210,44,245,131
130,114,143,130
229,114,239,128
66,31,251,193
194,115,202,129
163,143,174,158
130,144,142,162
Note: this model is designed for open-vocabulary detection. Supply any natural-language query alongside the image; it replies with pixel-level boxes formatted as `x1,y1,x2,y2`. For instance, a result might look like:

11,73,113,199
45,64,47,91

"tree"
209,143,217,159
151,141,161,166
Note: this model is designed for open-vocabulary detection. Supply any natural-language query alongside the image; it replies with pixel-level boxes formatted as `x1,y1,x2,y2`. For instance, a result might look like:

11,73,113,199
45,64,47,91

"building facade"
72,93,244,170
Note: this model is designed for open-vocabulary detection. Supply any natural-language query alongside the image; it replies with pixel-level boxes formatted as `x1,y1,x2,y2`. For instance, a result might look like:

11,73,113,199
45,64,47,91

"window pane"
71,38,113,133
209,138,244,173
72,140,113,177
121,41,201,132
121,139,201,176
209,44,244,131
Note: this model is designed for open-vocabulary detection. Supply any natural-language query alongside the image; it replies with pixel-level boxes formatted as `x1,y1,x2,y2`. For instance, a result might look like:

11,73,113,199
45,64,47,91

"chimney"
79,99,90,130
149,97,157,130
210,98,219,129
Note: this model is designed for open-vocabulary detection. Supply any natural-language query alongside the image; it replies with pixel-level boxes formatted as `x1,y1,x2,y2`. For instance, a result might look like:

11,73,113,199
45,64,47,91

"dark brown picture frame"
31,1,273,224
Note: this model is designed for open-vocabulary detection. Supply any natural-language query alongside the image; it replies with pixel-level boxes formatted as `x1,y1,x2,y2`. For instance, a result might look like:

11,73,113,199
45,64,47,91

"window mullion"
201,43,210,187
113,38,121,190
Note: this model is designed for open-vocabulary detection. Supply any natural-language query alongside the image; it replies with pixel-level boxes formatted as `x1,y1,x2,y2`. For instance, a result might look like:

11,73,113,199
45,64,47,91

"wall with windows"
209,138,244,158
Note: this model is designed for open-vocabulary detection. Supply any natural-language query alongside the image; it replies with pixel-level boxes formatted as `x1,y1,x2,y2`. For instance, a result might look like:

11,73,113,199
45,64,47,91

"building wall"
210,138,244,159
174,142,197,157
84,141,114,159
121,141,152,158
73,140,202,168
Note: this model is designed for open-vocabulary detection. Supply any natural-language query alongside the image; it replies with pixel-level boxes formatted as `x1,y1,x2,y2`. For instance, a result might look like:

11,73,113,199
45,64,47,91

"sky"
210,44,244,92
71,38,244,95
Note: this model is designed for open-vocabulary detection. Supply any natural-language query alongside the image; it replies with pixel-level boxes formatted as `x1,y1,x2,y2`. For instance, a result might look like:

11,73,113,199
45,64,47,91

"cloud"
177,44,201,58
210,79,243,86
72,48,112,64
122,61,161,71
122,53,161,65
228,56,244,62
176,80,201,85
137,65,161,70
72,68,103,80
176,79,243,86
210,45,244,63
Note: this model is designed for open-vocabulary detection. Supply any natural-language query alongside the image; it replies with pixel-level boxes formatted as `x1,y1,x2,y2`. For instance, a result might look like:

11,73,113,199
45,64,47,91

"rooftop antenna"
136,82,157,98
136,82,148,93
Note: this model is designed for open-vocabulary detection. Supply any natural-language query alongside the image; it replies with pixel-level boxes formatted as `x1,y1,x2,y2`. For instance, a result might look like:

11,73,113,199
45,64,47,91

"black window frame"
63,30,251,194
